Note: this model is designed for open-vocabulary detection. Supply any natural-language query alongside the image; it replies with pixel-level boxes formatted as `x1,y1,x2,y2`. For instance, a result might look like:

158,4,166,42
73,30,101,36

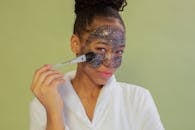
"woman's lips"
98,71,113,78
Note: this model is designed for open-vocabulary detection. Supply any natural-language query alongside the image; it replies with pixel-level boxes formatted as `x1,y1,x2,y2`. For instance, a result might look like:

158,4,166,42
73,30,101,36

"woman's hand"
31,64,65,113
31,64,65,130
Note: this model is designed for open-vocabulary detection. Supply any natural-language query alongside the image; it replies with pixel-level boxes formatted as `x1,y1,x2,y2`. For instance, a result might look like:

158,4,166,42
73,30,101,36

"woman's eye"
96,47,106,53
115,50,124,55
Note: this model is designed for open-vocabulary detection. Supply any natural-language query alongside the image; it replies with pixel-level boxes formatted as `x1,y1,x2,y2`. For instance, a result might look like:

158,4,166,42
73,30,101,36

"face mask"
84,25,125,68
86,52,122,68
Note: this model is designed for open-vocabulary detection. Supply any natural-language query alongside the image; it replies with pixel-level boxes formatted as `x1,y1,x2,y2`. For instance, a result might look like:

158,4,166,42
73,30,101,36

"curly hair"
73,0,127,38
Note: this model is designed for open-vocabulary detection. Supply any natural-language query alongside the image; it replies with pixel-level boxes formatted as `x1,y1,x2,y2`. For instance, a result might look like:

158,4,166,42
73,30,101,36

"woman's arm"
30,64,65,130
46,109,65,130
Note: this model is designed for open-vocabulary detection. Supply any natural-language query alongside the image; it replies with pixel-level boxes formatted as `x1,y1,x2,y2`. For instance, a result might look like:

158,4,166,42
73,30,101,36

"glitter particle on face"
102,30,109,36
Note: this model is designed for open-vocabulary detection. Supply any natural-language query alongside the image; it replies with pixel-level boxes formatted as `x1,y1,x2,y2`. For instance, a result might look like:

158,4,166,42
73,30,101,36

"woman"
30,0,164,130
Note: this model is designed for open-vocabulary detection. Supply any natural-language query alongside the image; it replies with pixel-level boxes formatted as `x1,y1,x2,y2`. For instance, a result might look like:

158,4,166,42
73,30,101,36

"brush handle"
52,54,86,69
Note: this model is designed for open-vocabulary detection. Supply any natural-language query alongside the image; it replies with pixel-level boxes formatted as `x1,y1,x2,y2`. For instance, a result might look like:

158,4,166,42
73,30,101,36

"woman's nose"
105,53,112,60
103,53,114,67
103,53,122,68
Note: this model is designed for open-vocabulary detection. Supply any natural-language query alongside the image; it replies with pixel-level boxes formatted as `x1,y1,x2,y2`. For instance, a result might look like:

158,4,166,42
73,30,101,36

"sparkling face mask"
84,25,126,68
87,52,123,68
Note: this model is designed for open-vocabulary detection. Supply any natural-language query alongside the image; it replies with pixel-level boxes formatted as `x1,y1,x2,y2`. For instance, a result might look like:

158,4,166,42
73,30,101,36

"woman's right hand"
31,64,65,130
30,64,65,115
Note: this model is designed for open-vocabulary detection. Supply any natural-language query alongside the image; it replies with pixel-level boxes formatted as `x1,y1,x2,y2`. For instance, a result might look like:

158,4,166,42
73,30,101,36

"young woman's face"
85,25,125,68
79,18,126,85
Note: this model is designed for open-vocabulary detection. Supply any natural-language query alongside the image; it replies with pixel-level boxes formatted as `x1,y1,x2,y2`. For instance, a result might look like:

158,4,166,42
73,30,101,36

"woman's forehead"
80,17,125,43
90,25,124,39
89,17,124,32
86,25,126,46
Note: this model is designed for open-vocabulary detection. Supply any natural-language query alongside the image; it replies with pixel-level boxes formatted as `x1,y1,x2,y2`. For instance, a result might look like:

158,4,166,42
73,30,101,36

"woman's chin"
92,76,111,87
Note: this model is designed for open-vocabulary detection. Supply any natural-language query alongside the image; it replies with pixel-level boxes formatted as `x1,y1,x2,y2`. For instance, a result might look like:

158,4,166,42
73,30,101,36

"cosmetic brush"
52,52,96,69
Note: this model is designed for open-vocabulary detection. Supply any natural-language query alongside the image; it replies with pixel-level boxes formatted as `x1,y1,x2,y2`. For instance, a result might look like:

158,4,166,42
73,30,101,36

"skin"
31,17,125,130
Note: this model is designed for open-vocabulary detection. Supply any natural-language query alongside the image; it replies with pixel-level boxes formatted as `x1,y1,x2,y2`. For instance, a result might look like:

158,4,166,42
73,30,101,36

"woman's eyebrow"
94,41,126,47
94,41,110,46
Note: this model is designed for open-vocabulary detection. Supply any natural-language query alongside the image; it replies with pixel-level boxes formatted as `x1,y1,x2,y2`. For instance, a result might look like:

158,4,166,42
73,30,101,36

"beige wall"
0,0,194,129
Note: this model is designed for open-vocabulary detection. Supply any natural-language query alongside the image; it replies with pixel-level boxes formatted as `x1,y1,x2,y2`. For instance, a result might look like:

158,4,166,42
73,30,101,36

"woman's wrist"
46,110,65,130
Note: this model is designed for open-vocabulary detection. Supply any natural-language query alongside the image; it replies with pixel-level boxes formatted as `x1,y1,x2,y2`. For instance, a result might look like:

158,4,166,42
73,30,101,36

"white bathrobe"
30,71,164,130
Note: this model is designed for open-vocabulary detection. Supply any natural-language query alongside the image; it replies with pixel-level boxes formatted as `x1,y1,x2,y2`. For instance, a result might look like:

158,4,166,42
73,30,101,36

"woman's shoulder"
115,82,164,130
115,81,152,99
117,82,149,93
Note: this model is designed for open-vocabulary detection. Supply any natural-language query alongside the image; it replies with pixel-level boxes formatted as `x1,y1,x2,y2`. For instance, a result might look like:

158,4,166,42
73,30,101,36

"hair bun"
75,0,127,15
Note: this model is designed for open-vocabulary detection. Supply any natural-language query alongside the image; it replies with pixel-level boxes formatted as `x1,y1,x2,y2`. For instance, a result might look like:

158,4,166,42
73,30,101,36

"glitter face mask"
84,25,126,68
87,52,123,68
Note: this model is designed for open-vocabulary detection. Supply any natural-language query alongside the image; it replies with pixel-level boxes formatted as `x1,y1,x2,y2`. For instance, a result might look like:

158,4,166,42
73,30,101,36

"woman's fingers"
31,64,51,90
31,64,64,92
50,78,65,88
35,65,51,82
43,72,64,86
36,70,58,87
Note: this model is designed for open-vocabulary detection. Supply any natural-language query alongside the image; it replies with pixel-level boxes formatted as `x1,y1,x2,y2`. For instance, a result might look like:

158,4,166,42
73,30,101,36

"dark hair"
74,0,127,38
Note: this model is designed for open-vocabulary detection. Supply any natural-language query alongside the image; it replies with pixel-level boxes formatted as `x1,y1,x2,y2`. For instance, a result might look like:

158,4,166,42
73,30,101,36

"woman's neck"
71,69,102,121
71,69,102,99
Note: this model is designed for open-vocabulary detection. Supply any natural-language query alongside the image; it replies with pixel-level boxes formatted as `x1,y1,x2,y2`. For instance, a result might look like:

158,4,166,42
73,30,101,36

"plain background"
0,0,195,130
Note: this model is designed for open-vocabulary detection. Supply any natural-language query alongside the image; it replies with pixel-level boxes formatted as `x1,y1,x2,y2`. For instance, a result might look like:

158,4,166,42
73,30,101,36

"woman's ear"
71,34,82,55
